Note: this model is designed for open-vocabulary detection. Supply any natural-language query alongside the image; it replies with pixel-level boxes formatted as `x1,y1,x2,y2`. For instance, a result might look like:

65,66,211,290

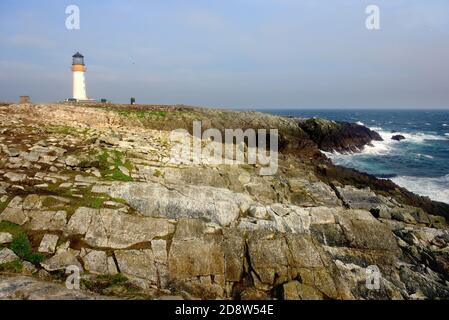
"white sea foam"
323,121,449,204
371,127,447,144
356,121,364,126
360,141,392,156
391,175,449,204
325,127,447,161
442,123,448,127
323,127,393,158
416,153,434,159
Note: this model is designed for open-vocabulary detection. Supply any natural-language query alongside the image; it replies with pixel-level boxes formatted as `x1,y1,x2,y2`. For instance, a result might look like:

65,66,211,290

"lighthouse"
72,52,88,100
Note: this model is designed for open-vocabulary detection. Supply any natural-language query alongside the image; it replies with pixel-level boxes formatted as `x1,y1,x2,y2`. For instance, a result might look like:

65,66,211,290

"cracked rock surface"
0,103,448,300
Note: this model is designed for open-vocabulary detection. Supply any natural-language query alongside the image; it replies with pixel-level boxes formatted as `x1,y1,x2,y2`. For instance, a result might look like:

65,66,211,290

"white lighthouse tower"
72,52,88,101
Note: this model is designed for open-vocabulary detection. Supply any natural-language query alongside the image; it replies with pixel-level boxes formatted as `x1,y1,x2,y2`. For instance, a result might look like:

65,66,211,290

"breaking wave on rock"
391,174,449,204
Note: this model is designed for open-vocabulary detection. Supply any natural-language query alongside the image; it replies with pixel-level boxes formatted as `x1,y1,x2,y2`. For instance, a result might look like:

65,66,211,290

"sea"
263,109,449,204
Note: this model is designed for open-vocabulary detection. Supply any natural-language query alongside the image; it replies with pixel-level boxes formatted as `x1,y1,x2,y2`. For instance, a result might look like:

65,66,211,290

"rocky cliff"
0,103,448,300
296,118,383,153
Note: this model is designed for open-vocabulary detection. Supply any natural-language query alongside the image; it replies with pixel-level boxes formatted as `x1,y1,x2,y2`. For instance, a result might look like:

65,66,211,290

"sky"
0,0,448,109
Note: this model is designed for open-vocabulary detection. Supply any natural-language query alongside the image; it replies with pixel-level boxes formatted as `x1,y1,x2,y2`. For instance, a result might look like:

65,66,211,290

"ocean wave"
360,141,392,156
376,173,398,179
324,126,448,161
370,127,447,144
325,131,446,162
442,123,448,127
356,121,364,126
391,175,449,204
416,153,434,159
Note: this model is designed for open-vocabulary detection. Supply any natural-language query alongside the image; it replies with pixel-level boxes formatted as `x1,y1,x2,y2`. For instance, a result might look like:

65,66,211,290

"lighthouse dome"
72,52,85,65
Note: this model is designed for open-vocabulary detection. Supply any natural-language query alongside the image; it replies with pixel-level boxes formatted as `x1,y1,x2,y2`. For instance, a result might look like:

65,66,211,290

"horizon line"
1,100,448,111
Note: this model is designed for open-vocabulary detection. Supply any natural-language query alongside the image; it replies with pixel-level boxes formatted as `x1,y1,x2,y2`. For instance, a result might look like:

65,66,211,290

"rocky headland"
296,117,383,153
0,103,448,300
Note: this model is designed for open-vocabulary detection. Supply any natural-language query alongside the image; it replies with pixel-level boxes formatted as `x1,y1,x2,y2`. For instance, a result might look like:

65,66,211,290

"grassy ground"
97,149,133,182
115,109,167,119
0,260,23,273
82,273,147,297
0,221,43,266
43,183,129,216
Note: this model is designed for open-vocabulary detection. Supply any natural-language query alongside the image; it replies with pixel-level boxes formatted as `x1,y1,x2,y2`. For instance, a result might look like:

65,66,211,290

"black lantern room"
72,52,85,65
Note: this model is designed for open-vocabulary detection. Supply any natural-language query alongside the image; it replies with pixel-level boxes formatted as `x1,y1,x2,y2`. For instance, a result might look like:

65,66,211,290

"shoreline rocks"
1,102,448,300
392,135,406,141
297,118,383,153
